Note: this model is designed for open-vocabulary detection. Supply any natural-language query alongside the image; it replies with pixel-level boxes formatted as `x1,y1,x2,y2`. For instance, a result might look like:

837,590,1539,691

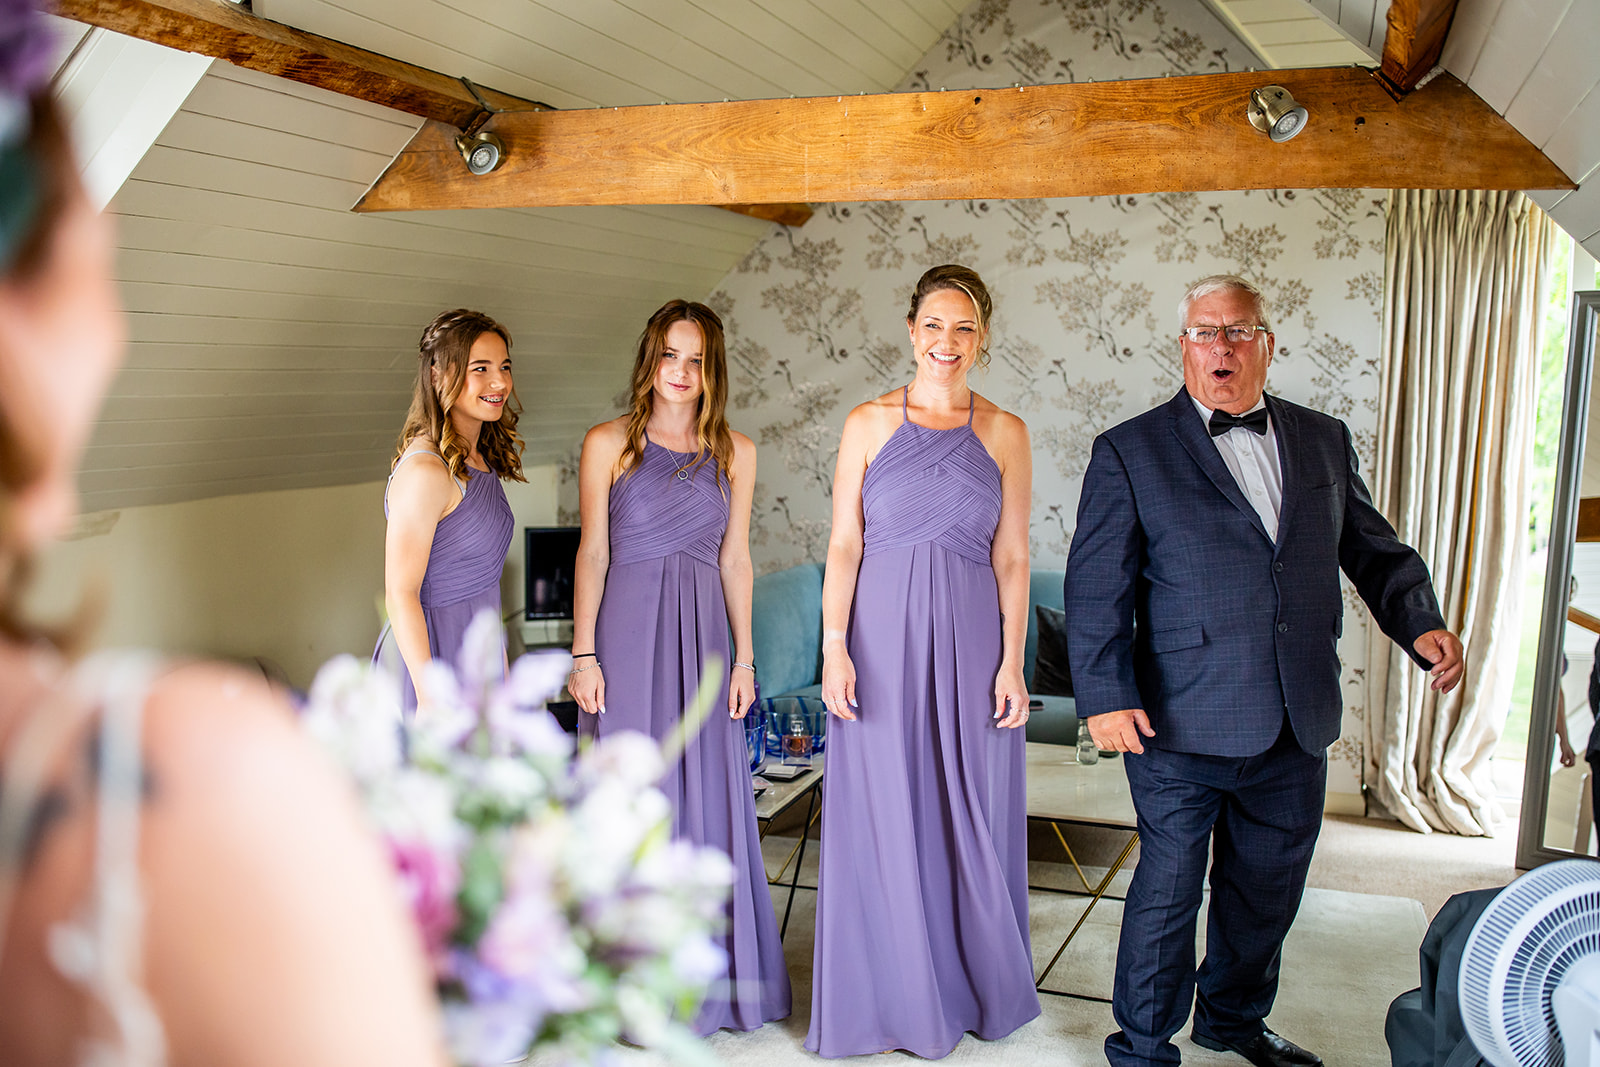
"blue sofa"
749,563,1078,744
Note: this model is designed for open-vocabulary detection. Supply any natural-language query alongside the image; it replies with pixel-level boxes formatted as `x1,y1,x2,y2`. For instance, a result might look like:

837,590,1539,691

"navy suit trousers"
1106,721,1327,1067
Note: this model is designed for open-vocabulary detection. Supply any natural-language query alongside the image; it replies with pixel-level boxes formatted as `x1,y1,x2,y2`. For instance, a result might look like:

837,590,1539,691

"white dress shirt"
1190,396,1283,542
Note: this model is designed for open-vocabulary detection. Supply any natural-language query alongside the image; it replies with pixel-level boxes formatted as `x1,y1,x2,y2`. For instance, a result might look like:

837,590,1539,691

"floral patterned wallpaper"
559,0,1389,794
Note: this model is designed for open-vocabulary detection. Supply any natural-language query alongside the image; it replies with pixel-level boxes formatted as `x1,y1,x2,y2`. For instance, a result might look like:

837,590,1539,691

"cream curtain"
1365,190,1555,835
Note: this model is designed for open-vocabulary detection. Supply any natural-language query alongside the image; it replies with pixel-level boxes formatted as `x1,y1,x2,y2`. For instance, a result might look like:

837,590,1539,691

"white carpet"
646,839,1426,1065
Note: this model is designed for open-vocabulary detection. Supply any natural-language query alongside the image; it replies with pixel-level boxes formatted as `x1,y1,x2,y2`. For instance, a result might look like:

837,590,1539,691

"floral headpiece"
0,0,54,275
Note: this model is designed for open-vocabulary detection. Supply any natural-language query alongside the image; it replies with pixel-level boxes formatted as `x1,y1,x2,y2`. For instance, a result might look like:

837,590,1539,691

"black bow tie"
1208,407,1269,437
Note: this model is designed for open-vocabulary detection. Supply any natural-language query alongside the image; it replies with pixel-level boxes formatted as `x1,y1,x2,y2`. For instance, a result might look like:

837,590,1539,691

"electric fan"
1459,858,1600,1067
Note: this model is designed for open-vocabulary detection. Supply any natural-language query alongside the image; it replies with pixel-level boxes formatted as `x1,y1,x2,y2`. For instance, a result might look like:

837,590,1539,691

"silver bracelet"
569,661,600,675
733,661,756,673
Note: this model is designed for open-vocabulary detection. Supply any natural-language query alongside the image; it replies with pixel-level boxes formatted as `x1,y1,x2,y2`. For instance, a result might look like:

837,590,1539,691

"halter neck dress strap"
390,448,466,496
0,652,168,1067
966,390,975,427
902,385,910,422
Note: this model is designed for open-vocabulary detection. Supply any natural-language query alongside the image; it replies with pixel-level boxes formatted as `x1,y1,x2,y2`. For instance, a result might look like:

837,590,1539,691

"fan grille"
1459,859,1600,1067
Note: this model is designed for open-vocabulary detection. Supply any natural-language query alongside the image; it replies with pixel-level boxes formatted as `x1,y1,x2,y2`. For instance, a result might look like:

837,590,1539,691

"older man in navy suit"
1065,275,1464,1067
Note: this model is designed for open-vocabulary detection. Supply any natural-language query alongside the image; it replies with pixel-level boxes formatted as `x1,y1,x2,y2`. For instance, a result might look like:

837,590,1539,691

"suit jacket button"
1274,561,1284,572
1276,622,1289,633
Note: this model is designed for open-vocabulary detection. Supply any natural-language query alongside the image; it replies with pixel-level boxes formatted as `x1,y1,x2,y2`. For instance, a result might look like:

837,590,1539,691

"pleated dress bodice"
862,400,1002,566
607,441,727,567
414,468,515,610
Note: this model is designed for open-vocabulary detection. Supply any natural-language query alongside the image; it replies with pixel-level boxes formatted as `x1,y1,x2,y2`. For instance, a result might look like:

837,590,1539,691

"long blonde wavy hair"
618,300,733,488
393,309,526,486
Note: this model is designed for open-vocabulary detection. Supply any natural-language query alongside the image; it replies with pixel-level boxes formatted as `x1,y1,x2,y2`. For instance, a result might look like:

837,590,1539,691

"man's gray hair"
1178,275,1272,332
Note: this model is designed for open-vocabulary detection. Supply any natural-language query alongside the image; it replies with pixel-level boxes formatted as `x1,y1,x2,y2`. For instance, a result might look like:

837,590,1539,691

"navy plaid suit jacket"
1065,388,1446,757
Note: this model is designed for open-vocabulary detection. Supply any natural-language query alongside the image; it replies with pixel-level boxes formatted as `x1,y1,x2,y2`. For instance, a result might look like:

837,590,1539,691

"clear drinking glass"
1076,720,1099,766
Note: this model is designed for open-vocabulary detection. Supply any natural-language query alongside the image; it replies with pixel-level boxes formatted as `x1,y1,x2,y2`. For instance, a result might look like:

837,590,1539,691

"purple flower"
387,836,461,973
0,0,53,99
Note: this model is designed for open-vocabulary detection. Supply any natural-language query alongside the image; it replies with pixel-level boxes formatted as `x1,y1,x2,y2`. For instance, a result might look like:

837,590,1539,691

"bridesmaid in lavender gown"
377,310,523,713
570,300,790,1034
807,265,1040,1058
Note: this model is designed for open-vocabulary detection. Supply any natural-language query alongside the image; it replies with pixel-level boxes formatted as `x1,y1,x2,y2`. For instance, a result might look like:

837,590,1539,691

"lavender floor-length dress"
593,439,791,1035
374,452,514,712
805,392,1039,1059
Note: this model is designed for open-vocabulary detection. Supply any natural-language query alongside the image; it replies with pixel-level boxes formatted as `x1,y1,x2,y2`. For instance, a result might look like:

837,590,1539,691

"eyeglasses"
1179,324,1268,344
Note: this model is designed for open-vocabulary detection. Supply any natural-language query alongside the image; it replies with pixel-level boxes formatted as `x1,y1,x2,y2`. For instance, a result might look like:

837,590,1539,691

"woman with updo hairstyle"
377,309,523,714
806,264,1039,1057
570,299,790,1034
0,2,446,1064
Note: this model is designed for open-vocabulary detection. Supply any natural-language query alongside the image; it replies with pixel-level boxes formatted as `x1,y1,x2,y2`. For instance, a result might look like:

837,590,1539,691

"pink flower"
388,836,461,972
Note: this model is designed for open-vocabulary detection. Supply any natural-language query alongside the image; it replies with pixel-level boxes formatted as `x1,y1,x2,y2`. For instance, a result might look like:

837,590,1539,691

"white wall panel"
1462,0,1572,114
1440,0,1506,81
1502,0,1600,150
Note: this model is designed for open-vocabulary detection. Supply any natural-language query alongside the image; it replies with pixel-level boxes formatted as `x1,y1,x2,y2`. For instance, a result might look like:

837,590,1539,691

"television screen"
524,527,581,620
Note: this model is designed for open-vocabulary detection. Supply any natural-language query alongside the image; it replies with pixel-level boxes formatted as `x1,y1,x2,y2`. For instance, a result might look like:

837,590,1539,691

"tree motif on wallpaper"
988,331,1050,411
1348,271,1384,319
860,335,911,390
707,292,776,409
758,381,844,495
1311,190,1386,261
999,200,1054,267
766,494,831,567
760,234,862,364
1303,334,1371,419
1202,213,1287,279
840,203,985,273
1043,0,1234,75
1031,496,1074,561
1034,375,1127,480
1036,224,1160,364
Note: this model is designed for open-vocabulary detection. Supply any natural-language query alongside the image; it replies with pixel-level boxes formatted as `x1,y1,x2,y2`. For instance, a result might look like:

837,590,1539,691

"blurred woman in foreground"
0,3,447,1063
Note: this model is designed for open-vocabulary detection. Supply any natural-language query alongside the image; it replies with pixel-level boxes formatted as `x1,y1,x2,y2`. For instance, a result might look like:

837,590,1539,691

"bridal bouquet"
304,611,732,1066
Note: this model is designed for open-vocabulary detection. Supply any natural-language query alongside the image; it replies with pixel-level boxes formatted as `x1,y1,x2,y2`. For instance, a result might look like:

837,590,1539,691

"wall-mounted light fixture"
1247,85,1308,143
456,77,507,176
456,127,505,175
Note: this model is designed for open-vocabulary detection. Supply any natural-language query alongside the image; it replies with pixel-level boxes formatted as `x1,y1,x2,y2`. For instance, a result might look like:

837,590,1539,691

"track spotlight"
1246,85,1308,143
457,129,505,175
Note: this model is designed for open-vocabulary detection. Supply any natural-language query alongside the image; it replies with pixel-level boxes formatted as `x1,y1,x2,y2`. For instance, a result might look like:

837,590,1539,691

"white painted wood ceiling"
1440,0,1600,263
78,0,963,512
67,0,1597,511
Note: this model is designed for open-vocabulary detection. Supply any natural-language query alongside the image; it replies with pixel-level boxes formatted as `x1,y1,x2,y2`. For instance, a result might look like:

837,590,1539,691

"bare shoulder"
581,417,628,464
140,662,335,806
845,390,902,435
730,428,755,455
973,395,1029,442
138,662,447,1066
388,445,454,508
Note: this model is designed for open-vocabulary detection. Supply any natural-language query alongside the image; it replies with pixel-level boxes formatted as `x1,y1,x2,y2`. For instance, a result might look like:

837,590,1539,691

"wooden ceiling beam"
1379,0,1459,96
54,0,811,226
55,0,526,126
353,67,1572,214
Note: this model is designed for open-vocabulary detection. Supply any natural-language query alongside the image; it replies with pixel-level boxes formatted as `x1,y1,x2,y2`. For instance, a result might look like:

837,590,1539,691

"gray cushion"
1033,604,1074,697
1023,569,1067,689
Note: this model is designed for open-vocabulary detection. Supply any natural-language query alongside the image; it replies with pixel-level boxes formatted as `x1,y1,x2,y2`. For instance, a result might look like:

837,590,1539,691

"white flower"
302,655,403,782
474,755,547,812
578,730,666,791
457,609,507,694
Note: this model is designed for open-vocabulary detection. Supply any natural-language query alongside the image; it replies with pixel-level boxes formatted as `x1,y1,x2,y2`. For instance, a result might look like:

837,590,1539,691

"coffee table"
1025,741,1140,993
754,756,823,940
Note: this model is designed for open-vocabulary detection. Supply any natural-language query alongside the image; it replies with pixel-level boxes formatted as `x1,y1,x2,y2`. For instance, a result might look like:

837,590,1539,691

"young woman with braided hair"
377,309,525,713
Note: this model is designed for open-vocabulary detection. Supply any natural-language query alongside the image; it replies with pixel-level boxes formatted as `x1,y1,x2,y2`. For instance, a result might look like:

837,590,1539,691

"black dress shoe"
1192,1028,1322,1067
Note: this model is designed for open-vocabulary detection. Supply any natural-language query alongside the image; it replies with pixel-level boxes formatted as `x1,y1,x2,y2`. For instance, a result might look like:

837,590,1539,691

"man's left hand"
1413,629,1465,692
